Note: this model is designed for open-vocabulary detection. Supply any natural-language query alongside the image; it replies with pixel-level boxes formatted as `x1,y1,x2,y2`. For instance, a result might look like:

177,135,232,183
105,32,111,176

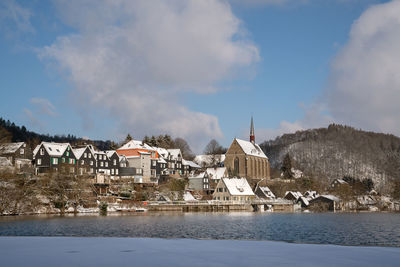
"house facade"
73,145,96,175
0,142,32,168
213,178,255,202
33,142,77,174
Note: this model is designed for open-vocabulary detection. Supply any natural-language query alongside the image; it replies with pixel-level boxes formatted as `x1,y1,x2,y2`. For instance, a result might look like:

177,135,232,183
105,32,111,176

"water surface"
1,212,399,246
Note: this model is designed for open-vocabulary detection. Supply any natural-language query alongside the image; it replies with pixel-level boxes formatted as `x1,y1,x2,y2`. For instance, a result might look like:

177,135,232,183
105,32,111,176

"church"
225,118,270,179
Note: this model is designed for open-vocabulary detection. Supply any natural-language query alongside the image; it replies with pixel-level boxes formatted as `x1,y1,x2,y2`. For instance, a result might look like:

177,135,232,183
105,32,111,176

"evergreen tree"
281,153,293,179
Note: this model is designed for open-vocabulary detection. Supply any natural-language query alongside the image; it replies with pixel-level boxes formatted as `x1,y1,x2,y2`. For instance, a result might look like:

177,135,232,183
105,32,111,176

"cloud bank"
326,0,400,135
40,0,259,146
257,0,400,142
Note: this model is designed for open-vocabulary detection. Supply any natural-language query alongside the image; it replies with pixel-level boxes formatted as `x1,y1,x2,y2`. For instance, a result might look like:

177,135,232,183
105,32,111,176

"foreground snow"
0,237,399,267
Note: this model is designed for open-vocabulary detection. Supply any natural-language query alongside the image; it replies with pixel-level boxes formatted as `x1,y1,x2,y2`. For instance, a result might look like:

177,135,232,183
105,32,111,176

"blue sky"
0,0,398,152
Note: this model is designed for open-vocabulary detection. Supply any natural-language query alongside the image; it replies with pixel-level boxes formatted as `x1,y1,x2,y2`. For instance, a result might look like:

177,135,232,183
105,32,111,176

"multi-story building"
33,142,77,174
73,145,96,175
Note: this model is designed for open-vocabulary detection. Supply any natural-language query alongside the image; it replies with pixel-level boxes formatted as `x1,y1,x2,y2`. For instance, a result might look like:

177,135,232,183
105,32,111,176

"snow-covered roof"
106,150,117,158
0,142,24,154
190,171,208,179
193,154,225,166
33,142,73,157
183,191,196,201
73,147,86,159
298,196,310,206
285,191,303,200
157,157,167,164
206,167,226,180
258,186,276,199
222,178,255,196
235,139,267,159
167,149,182,160
118,140,155,151
312,195,340,203
182,159,201,168
304,191,318,199
154,147,169,158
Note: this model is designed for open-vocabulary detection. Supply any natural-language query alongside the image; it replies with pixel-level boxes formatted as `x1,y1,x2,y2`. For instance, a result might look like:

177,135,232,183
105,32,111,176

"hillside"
260,124,400,193
0,117,115,151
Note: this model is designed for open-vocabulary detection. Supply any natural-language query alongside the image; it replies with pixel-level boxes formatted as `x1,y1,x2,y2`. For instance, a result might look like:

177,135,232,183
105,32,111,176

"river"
1,212,399,247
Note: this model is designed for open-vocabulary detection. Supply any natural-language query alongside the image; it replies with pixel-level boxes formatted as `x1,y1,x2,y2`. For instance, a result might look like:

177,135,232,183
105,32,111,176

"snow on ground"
0,237,399,267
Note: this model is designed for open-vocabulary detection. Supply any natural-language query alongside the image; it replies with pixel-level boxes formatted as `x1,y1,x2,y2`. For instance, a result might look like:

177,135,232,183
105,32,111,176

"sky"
0,0,399,152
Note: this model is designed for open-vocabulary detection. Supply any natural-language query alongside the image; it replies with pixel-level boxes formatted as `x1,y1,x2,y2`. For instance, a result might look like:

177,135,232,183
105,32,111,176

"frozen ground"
0,237,399,267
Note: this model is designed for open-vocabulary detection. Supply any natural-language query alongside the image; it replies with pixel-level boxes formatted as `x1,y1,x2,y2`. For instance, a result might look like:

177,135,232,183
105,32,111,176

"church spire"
250,116,255,144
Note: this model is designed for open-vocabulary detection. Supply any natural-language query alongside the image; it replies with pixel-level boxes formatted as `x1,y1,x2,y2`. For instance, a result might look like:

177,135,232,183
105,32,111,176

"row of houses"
0,140,200,184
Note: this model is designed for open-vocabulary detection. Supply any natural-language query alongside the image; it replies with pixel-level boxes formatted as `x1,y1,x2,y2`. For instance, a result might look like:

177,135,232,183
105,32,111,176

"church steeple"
250,116,255,144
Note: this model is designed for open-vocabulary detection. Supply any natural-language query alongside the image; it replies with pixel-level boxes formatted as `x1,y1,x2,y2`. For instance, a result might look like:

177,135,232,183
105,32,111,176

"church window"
234,157,240,175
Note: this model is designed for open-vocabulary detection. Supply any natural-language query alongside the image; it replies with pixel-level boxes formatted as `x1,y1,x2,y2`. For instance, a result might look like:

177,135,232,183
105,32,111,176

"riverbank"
0,236,399,266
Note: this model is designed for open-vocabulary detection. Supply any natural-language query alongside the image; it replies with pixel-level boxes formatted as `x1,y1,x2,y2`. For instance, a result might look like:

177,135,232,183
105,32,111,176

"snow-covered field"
0,236,399,266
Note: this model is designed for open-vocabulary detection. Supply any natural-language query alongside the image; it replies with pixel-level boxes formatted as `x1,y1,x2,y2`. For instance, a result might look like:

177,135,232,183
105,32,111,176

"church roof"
235,138,268,159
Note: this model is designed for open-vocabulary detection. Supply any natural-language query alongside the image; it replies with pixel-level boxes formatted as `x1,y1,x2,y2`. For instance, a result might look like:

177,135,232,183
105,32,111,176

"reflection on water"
0,212,400,246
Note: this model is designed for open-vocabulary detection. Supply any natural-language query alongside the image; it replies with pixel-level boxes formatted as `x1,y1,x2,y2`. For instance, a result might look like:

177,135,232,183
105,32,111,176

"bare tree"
174,137,194,160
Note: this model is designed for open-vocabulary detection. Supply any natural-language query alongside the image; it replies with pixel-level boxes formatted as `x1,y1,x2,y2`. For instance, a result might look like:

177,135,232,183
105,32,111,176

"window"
90,161,93,166
89,153,91,158
100,162,104,167
116,169,119,175
111,169,114,175
234,157,240,174
105,162,108,167
81,160,84,165
152,160,156,167
69,158,74,164
113,159,117,166
137,169,142,174
37,159,42,165
66,151,69,156
20,148,24,155
52,158,58,165
218,188,223,192
40,148,44,155
62,158,65,163
151,152,155,158
84,153,87,158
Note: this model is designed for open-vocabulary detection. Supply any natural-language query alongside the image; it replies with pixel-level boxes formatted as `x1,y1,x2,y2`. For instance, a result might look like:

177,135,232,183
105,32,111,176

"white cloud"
40,0,259,147
0,0,34,35
255,0,400,142
326,0,400,135
229,0,309,6
253,104,333,141
23,97,57,132
30,97,57,117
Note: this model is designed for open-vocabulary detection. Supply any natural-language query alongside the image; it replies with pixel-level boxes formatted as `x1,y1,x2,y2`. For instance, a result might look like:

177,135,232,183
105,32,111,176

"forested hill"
260,124,400,193
0,117,115,151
